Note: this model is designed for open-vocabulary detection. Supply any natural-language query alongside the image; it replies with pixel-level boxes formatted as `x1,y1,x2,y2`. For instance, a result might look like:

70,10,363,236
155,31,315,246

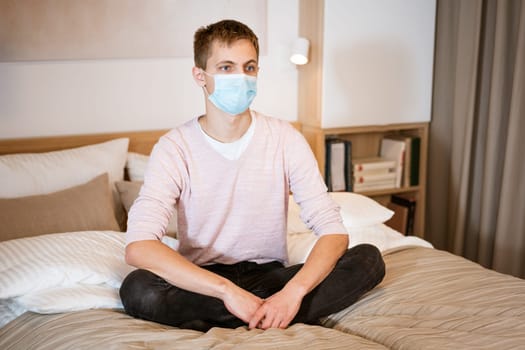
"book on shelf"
384,135,410,187
378,135,421,187
354,171,396,184
403,136,421,187
353,157,396,173
409,137,420,186
390,193,417,235
385,201,409,234
353,179,397,193
352,156,396,192
382,135,421,187
325,138,353,192
380,137,406,188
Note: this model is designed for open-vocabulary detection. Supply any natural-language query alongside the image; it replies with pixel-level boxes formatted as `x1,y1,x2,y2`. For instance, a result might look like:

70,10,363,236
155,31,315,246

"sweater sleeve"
125,134,185,245
285,126,348,236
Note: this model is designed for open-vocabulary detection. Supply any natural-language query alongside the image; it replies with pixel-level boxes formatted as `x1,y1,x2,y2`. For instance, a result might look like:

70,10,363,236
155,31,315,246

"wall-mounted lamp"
290,37,310,65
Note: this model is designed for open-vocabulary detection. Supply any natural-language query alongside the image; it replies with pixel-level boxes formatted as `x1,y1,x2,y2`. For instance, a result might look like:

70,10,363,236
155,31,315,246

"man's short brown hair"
193,19,259,69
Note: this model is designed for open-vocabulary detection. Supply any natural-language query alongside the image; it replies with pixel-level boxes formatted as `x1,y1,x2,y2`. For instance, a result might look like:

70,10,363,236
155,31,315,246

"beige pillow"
115,181,178,237
0,173,120,242
0,138,129,230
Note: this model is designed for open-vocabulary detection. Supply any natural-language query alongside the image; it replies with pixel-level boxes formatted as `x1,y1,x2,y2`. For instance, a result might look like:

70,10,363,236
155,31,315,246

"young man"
120,19,385,331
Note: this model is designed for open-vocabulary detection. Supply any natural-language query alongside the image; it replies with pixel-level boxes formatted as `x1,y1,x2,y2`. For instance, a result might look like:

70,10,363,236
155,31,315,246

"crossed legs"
119,244,385,331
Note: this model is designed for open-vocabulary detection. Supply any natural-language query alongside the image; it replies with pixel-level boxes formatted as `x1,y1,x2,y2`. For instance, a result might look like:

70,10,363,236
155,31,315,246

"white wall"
0,0,299,139
322,0,436,127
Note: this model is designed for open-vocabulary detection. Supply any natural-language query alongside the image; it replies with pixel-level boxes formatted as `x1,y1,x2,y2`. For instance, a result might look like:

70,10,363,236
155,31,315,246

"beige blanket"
0,310,386,350
324,247,525,349
1,247,524,350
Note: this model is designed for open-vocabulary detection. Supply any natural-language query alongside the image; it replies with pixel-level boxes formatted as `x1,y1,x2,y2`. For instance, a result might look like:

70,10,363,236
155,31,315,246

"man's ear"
192,67,206,87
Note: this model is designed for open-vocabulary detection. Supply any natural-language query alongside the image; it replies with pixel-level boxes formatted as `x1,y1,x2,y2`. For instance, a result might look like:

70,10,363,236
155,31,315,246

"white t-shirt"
197,113,256,160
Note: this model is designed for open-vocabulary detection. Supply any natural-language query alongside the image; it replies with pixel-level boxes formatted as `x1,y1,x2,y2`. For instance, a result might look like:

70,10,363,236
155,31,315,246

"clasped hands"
223,283,305,330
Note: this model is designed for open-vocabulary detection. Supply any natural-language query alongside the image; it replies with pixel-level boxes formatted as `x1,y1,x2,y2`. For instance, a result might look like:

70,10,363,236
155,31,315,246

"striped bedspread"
1,247,524,350
323,247,525,349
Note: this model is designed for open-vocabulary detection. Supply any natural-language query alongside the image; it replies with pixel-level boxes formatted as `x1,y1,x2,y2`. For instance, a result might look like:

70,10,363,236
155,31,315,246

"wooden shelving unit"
301,123,428,238
296,1,430,238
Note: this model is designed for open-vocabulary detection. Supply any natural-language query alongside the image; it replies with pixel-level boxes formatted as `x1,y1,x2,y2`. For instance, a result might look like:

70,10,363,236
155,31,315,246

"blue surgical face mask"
202,71,257,115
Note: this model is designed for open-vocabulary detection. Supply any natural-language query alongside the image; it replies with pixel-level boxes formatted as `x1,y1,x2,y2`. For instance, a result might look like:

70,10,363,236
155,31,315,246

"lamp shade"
290,37,310,65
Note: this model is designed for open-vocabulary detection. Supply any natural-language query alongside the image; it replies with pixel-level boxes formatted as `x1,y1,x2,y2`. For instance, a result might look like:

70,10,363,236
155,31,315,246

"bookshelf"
301,123,428,238
296,1,434,239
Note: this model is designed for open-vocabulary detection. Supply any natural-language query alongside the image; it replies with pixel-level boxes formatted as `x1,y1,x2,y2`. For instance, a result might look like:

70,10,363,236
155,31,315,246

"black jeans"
119,243,385,331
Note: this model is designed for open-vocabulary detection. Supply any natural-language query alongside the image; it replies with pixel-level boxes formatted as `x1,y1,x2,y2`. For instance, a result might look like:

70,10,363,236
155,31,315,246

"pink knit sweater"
126,111,346,265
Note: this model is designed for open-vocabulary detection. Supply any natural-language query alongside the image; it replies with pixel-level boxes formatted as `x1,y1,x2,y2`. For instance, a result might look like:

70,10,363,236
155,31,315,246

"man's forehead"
208,39,257,60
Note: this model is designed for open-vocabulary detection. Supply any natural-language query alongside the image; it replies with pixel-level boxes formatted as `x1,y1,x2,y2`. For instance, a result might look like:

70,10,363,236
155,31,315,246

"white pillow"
126,152,150,182
17,285,123,314
288,192,394,234
330,192,394,227
0,138,129,198
0,231,134,299
0,231,185,316
287,223,433,265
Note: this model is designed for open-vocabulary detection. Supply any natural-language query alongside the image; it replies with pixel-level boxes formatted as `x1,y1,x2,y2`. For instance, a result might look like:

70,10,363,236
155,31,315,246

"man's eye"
219,66,231,71
246,65,257,72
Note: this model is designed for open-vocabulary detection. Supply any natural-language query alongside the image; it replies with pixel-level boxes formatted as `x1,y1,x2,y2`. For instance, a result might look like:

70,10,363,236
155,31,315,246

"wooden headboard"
0,121,301,156
0,129,169,156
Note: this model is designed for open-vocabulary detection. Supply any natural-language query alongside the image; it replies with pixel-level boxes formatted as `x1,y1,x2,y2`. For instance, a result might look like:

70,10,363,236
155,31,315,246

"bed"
1,129,524,350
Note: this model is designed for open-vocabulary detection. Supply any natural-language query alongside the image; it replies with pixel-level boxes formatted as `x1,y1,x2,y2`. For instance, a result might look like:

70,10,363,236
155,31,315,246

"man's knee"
340,243,385,284
357,244,385,285
119,269,166,318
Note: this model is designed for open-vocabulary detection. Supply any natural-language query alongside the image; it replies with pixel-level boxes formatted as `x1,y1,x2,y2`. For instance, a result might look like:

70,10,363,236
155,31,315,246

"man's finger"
248,307,265,329
279,315,293,329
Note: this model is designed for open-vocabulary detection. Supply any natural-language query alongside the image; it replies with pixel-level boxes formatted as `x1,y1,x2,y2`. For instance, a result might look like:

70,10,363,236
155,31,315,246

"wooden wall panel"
0,0,267,61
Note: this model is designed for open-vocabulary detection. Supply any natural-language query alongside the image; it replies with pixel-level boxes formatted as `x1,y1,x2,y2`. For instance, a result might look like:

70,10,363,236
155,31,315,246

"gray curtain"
427,0,525,278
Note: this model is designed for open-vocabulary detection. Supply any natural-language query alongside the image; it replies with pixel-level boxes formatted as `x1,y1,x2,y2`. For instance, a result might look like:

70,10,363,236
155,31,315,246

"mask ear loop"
200,69,212,96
